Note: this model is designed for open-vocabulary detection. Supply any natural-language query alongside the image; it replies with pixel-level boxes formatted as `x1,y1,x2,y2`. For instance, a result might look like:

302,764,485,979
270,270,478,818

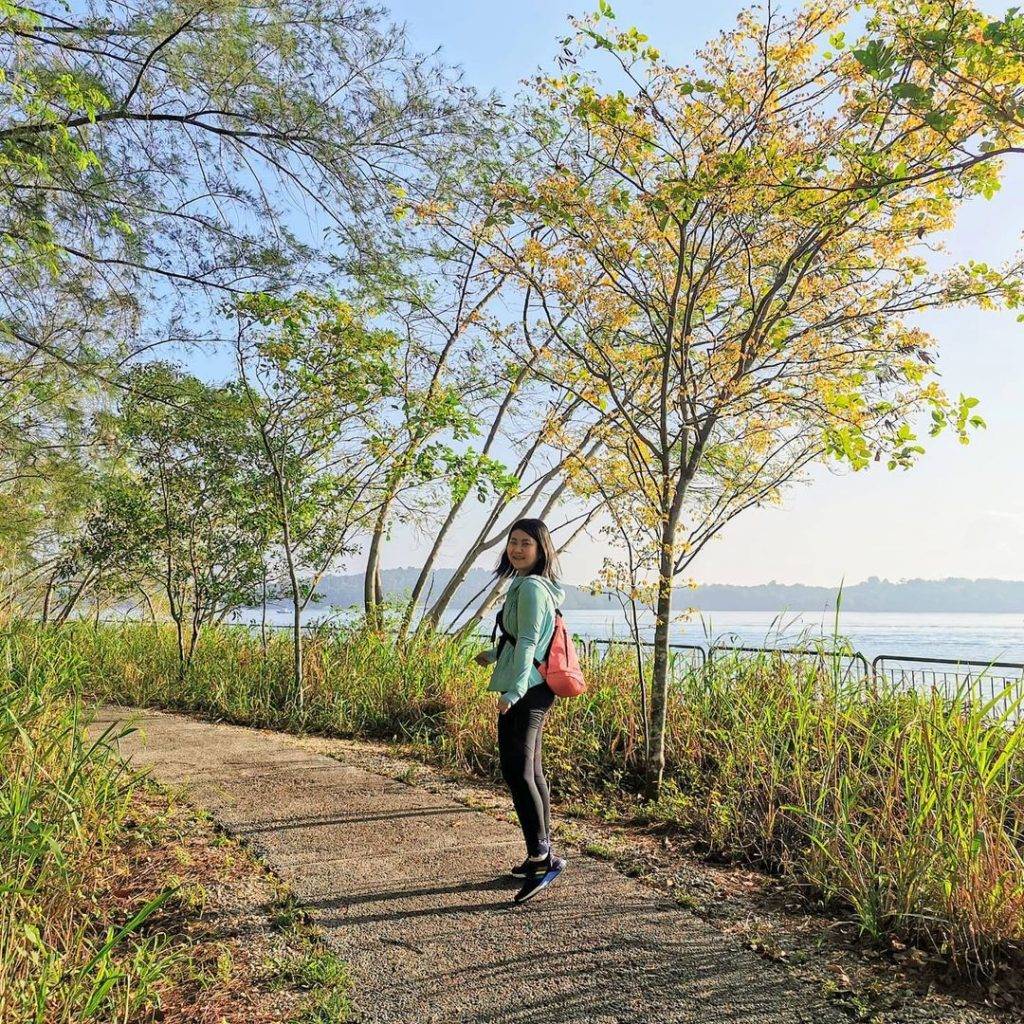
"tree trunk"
454,508,596,637
424,437,605,630
419,454,564,631
648,551,674,796
41,571,56,624
421,485,548,630
291,588,303,714
185,612,202,671
363,494,393,624
421,541,487,633
648,496,684,797
397,364,538,639
398,502,459,638
280,528,304,711
136,585,157,623
260,575,268,655
173,610,186,677
267,447,304,709
53,570,94,626
162,567,186,676
630,595,650,765
451,576,509,639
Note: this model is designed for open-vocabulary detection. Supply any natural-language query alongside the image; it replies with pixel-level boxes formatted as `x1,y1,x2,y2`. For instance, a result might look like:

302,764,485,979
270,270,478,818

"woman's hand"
497,697,512,715
473,650,492,668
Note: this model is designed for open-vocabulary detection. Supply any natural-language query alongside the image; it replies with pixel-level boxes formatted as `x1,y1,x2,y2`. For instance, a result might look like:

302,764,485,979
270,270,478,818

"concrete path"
94,706,848,1024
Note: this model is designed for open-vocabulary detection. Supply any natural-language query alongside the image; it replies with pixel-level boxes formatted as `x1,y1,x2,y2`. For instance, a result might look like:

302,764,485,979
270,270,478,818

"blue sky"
361,1,1024,587
385,0,743,92
183,1,1023,588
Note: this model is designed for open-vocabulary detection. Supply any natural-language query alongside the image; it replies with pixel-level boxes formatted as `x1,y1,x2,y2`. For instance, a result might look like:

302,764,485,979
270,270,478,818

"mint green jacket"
483,575,565,706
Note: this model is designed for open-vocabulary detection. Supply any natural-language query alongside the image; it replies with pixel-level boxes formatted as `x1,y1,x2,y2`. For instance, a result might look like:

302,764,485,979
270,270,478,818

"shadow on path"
234,805,479,834
93,706,846,1024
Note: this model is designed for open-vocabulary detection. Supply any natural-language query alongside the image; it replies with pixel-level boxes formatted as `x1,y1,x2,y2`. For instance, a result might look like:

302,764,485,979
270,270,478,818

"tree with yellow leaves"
494,0,1024,789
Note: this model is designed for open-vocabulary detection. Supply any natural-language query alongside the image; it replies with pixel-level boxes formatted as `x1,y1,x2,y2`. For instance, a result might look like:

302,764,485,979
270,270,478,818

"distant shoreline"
300,570,1024,615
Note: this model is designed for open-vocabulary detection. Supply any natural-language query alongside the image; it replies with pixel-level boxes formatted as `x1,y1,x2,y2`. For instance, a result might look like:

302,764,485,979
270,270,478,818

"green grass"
0,622,360,1022
270,892,313,935
0,628,177,1022
13,619,1024,980
274,948,352,1023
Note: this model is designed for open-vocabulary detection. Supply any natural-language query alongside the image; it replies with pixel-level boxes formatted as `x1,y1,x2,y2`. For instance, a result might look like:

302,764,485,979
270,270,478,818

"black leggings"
498,682,556,857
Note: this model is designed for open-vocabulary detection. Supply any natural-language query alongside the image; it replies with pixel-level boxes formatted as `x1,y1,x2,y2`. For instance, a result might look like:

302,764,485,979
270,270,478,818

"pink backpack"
493,607,587,698
539,611,587,697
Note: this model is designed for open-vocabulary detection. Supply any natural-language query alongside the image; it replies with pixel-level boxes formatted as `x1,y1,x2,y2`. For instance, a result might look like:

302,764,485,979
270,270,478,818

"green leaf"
583,28,615,51
852,39,895,79
924,109,957,132
891,82,933,107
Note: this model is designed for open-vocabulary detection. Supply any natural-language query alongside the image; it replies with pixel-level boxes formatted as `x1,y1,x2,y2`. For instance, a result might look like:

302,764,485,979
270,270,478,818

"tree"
338,115,611,635
1,0,488,622
393,337,607,636
1,0,479,351
430,420,610,636
365,172,621,634
233,291,398,703
346,120,523,627
117,365,268,670
0,345,101,619
503,0,1024,790
51,471,161,625
0,0,484,570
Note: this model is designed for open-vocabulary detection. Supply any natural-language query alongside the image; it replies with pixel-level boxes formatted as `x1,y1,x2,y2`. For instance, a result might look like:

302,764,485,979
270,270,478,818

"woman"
475,518,567,904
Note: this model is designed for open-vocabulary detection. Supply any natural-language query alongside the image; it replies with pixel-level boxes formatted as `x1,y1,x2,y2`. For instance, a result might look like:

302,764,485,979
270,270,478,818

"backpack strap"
492,606,562,670
492,608,519,662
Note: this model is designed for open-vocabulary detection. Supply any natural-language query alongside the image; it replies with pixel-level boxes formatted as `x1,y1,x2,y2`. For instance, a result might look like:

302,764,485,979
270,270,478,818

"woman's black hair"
494,518,561,580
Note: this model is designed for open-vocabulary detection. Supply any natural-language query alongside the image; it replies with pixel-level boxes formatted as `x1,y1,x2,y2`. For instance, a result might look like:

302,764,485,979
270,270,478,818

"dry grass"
0,625,349,1023
15,619,1024,982
97,790,352,1024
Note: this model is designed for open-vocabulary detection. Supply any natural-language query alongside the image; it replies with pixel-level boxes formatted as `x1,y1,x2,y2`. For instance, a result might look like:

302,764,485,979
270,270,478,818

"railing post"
871,655,883,684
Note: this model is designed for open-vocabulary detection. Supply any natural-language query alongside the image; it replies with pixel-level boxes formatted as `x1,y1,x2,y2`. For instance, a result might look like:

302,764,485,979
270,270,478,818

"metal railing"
709,643,869,683
90,614,1024,720
578,635,1024,720
584,636,707,670
871,654,1024,721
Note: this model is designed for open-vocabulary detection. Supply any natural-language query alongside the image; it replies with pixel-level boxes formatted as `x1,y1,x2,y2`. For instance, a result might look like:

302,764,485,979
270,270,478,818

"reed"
661,648,1024,975
0,628,174,1022
15,619,1024,978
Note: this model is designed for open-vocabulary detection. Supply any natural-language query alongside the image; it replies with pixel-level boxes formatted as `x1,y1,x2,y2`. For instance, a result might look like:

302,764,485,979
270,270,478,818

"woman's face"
506,529,540,574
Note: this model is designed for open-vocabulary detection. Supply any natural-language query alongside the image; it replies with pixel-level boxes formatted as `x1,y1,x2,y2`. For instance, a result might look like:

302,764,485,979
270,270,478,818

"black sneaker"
509,855,551,879
513,855,566,904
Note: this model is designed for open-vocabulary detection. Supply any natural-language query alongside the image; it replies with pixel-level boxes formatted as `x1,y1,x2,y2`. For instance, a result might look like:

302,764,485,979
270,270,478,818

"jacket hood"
510,573,565,607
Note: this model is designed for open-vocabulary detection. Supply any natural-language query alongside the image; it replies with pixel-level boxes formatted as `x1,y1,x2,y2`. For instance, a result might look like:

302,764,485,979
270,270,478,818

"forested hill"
313,571,1024,613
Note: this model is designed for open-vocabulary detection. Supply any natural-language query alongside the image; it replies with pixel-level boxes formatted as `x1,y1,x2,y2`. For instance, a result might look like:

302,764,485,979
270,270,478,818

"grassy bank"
13,620,1024,981
0,630,176,1021
0,627,352,1023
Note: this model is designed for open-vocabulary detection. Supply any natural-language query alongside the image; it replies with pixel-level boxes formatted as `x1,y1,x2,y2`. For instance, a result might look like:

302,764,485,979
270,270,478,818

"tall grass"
0,629,173,1022
663,648,1024,974
19,620,1024,978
